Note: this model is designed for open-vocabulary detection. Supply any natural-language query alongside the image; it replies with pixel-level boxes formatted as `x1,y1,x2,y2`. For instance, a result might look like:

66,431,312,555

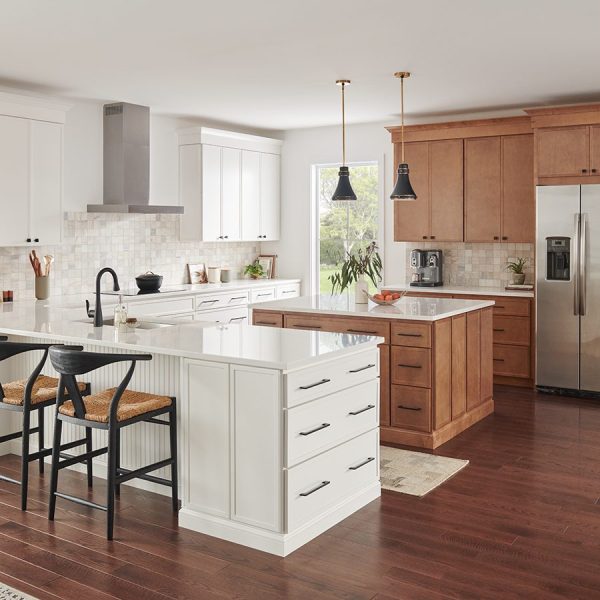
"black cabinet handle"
293,324,322,330
282,290,295,294
299,378,330,390
348,404,375,416
398,404,422,411
493,358,505,362
299,422,331,436
34,238,39,243
396,332,422,338
582,169,588,173
257,293,272,297
495,305,505,309
430,235,436,239
229,316,246,322
422,235,427,239
347,329,378,335
299,481,330,497
257,321,277,326
502,236,508,240
200,299,219,304
349,457,375,471
493,236,499,240
26,238,31,243
223,235,229,239
397,363,422,369
593,169,598,174
229,296,246,301
493,328,505,332
348,363,376,374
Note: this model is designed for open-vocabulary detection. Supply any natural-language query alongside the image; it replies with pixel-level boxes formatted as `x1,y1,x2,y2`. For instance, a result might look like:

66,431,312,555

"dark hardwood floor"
1,385,599,599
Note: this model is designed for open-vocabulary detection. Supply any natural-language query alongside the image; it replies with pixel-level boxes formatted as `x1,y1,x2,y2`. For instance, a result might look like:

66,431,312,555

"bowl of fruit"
367,289,407,306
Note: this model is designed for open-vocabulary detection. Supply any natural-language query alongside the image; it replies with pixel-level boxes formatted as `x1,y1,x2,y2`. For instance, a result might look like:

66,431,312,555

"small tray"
366,290,407,306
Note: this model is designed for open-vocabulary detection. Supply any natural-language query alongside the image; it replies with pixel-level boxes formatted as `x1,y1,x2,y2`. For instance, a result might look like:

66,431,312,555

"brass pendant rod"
341,82,346,166
401,75,405,163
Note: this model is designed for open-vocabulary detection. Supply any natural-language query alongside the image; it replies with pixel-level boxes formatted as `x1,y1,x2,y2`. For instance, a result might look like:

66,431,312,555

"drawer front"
391,346,431,388
285,348,379,408
493,344,531,378
286,379,379,467
492,297,530,317
196,291,249,312
195,306,248,324
252,311,284,328
128,296,195,317
251,288,277,303
276,283,301,299
493,315,530,346
391,321,432,348
285,314,390,344
390,385,432,432
286,428,378,533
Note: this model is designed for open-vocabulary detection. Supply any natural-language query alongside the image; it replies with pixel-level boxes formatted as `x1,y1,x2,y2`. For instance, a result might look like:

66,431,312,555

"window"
314,162,381,294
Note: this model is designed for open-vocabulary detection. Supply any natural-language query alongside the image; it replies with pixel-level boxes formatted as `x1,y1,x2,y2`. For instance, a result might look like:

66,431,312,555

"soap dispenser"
113,295,128,330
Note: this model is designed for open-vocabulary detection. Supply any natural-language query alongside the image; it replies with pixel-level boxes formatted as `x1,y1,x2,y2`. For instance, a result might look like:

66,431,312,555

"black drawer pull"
257,293,272,297
349,364,376,374
257,321,278,326
300,481,331,497
396,332,422,337
282,290,295,294
293,324,322,330
493,358,505,362
349,404,375,416
200,299,219,304
299,422,331,436
397,363,422,369
299,378,330,390
229,296,246,301
347,329,378,335
349,457,375,471
229,316,246,322
493,328,505,332
495,306,505,309
398,404,422,411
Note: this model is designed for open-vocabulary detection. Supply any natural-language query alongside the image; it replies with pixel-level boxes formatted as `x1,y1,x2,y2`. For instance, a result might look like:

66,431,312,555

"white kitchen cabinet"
179,127,282,242
0,115,63,246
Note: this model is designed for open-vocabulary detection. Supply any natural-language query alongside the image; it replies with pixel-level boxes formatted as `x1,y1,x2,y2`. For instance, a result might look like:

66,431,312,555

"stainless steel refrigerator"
536,184,600,394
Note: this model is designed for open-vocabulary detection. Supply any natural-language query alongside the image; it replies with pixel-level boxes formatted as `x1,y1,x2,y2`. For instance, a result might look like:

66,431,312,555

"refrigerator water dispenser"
546,237,570,281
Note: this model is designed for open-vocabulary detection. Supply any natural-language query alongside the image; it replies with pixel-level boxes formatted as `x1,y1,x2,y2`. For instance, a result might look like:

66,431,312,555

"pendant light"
391,71,417,200
332,79,357,201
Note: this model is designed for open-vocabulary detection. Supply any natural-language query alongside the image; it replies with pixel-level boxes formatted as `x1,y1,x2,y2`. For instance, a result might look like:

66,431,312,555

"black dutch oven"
135,271,163,292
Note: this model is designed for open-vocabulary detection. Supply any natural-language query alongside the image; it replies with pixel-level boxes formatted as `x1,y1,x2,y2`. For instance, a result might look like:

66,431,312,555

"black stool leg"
169,402,179,512
48,417,63,521
38,407,45,475
85,427,93,488
20,410,31,511
115,429,121,497
106,425,117,540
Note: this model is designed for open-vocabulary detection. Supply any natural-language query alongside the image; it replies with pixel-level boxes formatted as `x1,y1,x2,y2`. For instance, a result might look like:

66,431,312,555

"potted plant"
329,242,383,304
506,257,527,285
244,260,265,280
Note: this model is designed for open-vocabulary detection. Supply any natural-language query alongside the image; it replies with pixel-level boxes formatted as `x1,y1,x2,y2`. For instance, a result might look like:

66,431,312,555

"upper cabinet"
178,128,282,242
0,93,67,247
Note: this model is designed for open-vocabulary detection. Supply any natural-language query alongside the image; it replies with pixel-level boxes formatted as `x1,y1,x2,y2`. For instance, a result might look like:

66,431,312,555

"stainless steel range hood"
88,102,183,214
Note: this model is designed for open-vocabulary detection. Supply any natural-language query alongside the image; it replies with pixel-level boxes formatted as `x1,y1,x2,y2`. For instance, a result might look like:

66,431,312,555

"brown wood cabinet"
394,139,463,242
536,126,590,178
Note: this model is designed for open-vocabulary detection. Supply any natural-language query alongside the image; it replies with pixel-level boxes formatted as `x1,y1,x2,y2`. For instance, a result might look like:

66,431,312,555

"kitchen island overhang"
0,301,383,556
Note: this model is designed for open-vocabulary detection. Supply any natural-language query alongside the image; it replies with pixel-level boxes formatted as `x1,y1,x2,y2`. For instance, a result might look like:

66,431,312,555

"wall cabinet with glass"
178,128,282,242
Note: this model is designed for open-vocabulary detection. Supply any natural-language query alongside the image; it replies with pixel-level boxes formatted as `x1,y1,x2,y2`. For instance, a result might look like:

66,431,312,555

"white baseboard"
179,482,381,557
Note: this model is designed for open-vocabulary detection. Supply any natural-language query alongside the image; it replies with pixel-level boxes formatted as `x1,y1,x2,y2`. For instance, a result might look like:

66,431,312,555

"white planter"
355,276,368,304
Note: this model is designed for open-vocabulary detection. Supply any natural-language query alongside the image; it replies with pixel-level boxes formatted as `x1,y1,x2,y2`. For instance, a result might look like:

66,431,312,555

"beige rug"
380,446,469,497
0,583,39,600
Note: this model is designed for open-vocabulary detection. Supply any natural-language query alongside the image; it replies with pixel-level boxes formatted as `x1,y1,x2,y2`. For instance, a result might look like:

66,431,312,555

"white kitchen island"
0,299,381,556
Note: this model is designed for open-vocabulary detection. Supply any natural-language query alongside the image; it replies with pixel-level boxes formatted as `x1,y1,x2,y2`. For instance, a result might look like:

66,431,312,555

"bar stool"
48,345,179,540
0,336,91,510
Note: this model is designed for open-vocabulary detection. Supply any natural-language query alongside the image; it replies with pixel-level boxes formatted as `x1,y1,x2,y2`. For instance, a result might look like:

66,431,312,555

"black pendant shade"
332,166,357,201
390,163,417,200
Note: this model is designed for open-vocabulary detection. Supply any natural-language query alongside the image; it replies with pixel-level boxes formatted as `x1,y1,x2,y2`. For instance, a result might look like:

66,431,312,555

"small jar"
220,268,231,283
207,267,221,284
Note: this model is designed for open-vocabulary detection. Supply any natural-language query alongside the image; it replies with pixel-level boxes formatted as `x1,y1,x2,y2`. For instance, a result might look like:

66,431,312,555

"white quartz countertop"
383,283,534,298
250,294,495,321
0,300,379,371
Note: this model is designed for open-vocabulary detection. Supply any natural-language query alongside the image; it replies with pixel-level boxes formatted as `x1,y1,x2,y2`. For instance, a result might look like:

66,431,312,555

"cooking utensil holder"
35,276,50,300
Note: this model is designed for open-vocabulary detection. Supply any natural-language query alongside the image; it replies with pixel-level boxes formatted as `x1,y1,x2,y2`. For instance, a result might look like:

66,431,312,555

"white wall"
262,120,406,291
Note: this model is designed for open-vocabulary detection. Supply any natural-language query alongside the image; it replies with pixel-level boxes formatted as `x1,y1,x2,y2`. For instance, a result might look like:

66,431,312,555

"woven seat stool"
0,337,91,510
48,345,179,540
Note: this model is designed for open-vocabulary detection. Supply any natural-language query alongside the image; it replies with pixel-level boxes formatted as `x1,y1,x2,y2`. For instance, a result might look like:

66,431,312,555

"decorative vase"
35,276,50,300
511,273,526,285
355,275,368,304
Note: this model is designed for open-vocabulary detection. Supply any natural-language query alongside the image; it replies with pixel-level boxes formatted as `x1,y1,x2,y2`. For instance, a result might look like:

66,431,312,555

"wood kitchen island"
252,294,495,449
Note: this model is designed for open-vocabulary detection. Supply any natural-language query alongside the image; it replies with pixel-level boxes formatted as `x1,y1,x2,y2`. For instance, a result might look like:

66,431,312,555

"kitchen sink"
76,318,174,330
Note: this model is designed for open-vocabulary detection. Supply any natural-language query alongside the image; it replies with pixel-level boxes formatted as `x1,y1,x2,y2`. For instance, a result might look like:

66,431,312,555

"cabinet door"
201,144,222,241
465,137,501,242
502,135,534,243
260,153,280,240
430,139,463,242
393,141,430,241
241,150,261,240
30,121,62,244
0,116,30,245
589,126,600,175
536,126,589,178
221,147,241,240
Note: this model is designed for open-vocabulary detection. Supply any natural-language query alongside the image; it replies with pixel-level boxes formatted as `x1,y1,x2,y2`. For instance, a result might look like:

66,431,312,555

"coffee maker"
410,249,443,287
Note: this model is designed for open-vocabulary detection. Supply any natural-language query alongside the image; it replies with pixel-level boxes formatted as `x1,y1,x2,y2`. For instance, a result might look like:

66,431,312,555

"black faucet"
86,267,120,327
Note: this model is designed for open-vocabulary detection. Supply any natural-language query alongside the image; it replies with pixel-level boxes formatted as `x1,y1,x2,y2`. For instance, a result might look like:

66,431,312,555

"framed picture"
188,263,208,284
257,254,277,279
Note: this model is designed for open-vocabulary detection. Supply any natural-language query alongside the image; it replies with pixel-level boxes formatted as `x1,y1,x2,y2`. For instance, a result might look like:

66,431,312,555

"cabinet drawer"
285,314,390,344
493,315,530,346
276,283,300,299
195,306,248,324
285,348,379,408
390,385,431,432
196,291,249,312
492,297,530,317
286,379,379,467
128,296,195,317
252,311,283,328
493,344,530,378
251,288,276,303
391,347,431,388
286,429,378,533
391,321,432,348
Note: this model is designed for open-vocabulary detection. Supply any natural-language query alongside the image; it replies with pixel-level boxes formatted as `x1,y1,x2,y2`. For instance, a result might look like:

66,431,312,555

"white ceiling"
1,0,600,130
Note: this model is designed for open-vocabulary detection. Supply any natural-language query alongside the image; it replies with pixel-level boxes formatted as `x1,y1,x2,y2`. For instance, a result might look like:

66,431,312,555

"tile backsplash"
0,213,261,300
406,241,535,287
